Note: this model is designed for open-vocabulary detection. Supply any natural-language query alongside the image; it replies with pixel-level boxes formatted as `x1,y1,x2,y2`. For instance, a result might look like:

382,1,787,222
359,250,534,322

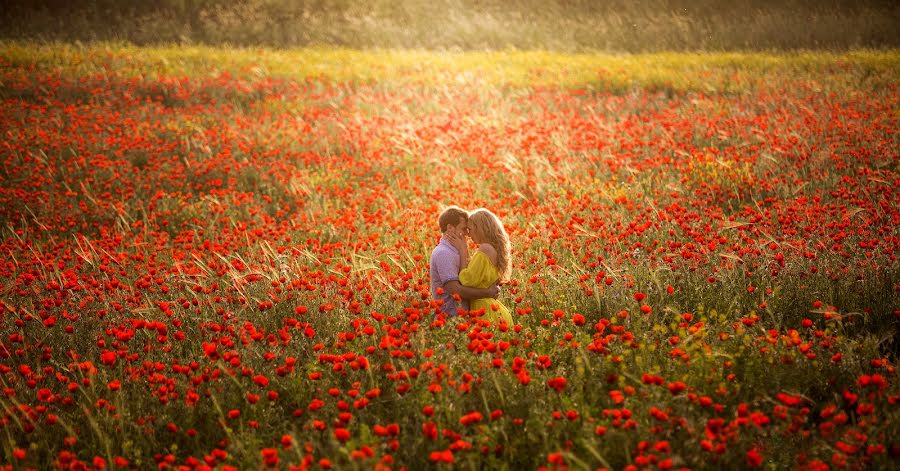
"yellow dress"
459,251,513,325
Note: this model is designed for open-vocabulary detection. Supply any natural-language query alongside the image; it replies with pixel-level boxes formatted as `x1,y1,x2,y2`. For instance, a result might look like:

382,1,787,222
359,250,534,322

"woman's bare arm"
446,231,470,269
479,243,498,266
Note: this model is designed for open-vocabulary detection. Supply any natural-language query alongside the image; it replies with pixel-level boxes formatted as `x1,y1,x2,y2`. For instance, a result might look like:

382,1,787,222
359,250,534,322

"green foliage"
0,45,897,469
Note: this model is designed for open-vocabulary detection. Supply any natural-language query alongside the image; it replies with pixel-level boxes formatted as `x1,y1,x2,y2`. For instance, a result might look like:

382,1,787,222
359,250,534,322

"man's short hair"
438,206,469,233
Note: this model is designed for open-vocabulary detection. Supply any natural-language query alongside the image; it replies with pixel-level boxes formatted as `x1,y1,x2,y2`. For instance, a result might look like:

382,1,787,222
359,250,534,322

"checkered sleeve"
433,247,460,286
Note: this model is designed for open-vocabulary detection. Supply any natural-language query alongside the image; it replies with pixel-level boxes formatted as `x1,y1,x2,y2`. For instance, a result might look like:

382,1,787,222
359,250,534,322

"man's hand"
445,281,498,302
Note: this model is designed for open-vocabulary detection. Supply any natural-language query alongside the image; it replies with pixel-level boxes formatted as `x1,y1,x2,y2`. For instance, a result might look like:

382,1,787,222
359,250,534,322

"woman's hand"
446,230,470,269
446,230,468,254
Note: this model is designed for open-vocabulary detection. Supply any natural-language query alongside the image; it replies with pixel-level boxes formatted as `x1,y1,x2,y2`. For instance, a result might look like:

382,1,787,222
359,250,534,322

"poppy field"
0,44,899,470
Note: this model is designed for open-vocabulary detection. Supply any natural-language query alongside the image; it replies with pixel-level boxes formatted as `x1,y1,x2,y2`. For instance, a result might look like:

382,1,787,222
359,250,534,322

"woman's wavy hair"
468,208,511,281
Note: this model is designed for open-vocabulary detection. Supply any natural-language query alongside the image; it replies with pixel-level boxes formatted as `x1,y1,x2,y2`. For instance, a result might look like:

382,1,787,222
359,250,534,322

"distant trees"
2,0,898,51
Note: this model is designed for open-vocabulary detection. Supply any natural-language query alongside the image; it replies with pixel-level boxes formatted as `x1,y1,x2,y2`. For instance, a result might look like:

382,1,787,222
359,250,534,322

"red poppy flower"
667,382,686,395
547,376,567,392
334,428,351,442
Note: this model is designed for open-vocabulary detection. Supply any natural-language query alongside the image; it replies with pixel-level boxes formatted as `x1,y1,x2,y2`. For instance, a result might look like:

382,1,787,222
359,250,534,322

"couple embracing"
429,206,513,325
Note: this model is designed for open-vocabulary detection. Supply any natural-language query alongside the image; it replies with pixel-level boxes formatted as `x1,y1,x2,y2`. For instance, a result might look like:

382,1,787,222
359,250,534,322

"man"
429,206,498,317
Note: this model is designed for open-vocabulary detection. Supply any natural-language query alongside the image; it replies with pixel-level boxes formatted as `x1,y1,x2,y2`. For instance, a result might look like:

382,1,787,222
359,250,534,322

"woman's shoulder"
478,244,498,265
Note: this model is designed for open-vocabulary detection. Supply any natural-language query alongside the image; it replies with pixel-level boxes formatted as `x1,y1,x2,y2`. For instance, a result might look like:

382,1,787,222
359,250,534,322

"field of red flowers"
0,45,898,470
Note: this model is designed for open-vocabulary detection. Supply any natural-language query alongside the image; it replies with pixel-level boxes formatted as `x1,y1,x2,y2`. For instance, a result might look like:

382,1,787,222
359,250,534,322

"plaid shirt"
429,238,468,316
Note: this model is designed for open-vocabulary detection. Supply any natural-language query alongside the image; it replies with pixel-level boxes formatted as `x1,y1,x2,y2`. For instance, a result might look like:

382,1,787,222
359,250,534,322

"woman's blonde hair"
468,208,511,281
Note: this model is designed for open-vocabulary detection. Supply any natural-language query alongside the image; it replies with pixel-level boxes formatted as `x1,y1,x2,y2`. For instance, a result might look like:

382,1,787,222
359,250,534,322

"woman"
447,208,513,325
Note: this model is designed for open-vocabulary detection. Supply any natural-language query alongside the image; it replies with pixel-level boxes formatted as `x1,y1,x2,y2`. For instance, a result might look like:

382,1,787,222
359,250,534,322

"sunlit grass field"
4,43,899,91
0,42,898,470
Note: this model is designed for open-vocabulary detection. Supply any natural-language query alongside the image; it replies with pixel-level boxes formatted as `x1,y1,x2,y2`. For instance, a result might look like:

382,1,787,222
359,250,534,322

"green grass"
0,43,897,470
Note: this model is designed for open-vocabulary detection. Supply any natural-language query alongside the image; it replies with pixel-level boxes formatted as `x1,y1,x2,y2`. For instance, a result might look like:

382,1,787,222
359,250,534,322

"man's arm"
444,280,499,300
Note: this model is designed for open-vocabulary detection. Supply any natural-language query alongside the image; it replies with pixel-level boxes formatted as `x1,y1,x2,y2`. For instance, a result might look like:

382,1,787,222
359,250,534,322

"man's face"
449,219,469,238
